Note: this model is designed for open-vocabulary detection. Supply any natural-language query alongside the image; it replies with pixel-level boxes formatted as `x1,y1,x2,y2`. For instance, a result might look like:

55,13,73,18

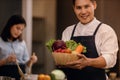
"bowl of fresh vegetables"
46,39,86,65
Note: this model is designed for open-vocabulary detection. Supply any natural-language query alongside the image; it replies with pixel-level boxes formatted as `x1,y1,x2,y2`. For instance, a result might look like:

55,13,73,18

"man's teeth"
82,16,87,19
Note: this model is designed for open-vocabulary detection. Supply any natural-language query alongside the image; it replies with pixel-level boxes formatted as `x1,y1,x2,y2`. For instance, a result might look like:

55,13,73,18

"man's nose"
81,8,87,14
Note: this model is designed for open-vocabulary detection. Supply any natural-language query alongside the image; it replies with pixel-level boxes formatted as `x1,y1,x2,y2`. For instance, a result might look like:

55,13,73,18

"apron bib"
59,23,106,80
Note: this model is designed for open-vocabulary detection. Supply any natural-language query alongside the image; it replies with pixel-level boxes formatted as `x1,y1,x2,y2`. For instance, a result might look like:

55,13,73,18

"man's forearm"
87,56,106,68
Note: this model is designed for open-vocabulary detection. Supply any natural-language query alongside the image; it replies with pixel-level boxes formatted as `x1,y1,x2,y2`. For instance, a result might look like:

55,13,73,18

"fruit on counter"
49,73,56,80
38,74,51,80
51,69,66,80
44,75,51,80
38,74,45,80
46,39,86,54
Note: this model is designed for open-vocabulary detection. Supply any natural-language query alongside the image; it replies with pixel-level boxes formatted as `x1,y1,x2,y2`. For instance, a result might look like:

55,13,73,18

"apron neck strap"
70,22,102,39
93,23,102,36
70,24,77,39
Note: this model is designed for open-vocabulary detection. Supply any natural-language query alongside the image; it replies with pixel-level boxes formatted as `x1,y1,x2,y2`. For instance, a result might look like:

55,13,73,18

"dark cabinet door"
0,0,22,34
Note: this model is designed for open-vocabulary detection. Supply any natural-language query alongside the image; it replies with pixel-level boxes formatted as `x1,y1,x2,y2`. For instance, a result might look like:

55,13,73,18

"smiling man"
60,0,119,80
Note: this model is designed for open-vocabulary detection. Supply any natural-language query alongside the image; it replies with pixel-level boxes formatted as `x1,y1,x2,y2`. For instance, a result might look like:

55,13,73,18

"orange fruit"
38,74,45,80
44,75,51,80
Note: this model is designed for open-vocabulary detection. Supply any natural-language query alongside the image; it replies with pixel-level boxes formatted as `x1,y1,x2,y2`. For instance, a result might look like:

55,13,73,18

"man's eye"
85,5,89,9
76,6,81,9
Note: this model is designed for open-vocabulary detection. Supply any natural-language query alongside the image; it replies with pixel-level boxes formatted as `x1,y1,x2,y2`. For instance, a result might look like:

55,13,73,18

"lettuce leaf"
65,40,79,51
45,39,55,52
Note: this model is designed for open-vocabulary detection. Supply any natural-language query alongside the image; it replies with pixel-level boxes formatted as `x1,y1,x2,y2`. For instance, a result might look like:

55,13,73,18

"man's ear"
93,1,97,10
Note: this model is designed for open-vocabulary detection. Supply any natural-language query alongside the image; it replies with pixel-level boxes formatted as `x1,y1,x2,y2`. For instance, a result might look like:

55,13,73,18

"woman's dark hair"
72,0,95,5
1,15,26,42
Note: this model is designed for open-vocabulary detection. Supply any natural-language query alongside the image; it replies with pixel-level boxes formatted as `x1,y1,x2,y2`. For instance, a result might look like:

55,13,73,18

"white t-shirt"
62,18,119,68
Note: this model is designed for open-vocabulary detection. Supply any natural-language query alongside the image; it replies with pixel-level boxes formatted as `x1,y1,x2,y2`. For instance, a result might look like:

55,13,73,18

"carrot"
75,44,84,54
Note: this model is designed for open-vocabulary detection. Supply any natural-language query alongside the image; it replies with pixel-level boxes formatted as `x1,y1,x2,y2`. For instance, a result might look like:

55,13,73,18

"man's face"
73,0,96,24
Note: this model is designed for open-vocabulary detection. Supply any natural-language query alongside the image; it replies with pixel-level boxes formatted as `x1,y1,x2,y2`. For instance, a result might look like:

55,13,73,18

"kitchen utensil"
16,61,25,78
27,52,36,74
11,43,25,78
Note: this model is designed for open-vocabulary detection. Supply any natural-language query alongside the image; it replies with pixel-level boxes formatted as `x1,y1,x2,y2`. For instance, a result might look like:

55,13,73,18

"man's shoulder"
101,23,114,30
99,23,116,34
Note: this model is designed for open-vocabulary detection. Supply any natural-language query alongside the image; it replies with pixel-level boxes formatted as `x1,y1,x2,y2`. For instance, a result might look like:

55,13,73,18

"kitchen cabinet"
32,17,46,74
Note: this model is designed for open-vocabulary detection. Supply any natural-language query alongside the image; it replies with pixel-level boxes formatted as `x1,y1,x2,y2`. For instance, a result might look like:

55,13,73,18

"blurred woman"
0,15,37,80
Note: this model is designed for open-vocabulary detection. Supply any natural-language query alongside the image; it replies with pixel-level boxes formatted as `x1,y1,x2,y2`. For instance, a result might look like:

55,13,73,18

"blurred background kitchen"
0,0,120,78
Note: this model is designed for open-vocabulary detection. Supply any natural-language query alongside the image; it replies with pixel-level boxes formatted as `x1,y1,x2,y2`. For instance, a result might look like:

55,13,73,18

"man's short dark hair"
72,0,95,5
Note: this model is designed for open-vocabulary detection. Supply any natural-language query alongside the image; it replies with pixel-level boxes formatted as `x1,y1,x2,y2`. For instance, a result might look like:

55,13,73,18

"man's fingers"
77,54,86,59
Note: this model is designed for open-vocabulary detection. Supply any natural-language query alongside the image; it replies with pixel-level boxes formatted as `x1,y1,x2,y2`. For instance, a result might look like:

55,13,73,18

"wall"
0,0,22,33
100,0,120,76
32,0,56,73
96,0,120,41
56,0,77,39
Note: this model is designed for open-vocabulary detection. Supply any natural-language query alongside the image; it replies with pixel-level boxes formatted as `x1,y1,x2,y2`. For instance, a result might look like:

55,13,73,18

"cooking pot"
20,74,38,80
0,76,15,80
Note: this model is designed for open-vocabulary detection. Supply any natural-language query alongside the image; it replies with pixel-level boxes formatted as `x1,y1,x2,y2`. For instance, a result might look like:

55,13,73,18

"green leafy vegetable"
46,39,87,53
45,39,55,52
65,40,79,51
83,46,87,53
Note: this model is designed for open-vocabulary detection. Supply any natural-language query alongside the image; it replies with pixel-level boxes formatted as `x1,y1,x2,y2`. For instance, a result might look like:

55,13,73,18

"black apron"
59,23,106,80
0,64,25,80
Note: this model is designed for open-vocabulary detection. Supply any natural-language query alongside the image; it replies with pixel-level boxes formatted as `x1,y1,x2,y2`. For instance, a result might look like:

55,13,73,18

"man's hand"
65,54,89,69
